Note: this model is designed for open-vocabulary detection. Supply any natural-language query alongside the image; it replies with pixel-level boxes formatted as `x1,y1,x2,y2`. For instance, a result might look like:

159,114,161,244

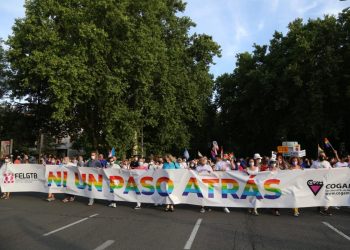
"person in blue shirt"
162,154,180,211
98,154,108,168
85,152,102,206
162,154,180,169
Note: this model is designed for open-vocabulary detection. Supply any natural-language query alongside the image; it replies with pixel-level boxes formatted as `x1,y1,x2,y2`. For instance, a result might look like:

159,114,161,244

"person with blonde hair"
162,154,180,211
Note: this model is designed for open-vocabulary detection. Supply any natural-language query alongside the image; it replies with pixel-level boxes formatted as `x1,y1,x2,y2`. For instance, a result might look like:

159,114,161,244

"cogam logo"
307,180,323,196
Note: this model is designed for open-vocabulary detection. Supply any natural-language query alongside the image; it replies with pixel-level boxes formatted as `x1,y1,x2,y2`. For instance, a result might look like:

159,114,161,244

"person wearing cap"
253,153,262,168
246,158,259,216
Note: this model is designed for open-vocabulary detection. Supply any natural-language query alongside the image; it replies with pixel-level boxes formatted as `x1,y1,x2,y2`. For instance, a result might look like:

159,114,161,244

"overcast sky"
1,0,349,77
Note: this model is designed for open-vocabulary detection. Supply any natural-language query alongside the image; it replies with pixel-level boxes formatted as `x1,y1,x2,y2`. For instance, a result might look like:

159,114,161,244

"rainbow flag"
324,138,332,148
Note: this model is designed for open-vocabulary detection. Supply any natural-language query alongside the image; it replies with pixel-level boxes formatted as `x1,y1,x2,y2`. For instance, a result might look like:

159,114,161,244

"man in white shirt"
310,152,332,216
311,152,332,169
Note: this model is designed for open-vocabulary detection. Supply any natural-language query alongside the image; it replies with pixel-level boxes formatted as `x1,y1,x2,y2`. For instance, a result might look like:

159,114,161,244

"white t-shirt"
108,163,121,169
196,164,213,174
180,162,188,169
311,160,332,169
214,160,230,171
247,167,259,175
334,162,348,168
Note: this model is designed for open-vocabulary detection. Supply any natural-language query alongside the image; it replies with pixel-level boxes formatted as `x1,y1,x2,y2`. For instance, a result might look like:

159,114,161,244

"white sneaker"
88,199,94,206
200,208,205,213
223,207,230,213
134,206,141,210
109,202,116,208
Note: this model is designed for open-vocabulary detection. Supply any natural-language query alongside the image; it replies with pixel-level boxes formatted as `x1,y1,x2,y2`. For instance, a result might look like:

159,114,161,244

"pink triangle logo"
307,180,323,196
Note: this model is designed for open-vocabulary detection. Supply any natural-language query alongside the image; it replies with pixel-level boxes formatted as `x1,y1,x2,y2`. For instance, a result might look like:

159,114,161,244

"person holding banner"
334,154,348,168
214,156,231,213
246,158,259,216
85,152,102,206
45,158,58,202
311,152,332,216
62,157,77,203
163,154,180,212
269,157,281,216
107,157,121,208
1,156,12,200
290,157,303,217
196,156,213,213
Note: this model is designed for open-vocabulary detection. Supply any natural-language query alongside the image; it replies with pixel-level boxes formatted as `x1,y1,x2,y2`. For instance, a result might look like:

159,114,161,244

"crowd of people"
1,150,349,216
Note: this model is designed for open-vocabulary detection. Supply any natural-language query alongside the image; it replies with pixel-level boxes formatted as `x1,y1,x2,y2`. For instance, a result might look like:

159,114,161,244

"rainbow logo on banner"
182,177,203,198
202,179,219,198
124,176,141,195
75,173,87,189
241,176,263,199
263,179,281,199
156,177,174,196
109,176,124,193
87,174,103,192
47,171,67,187
141,176,155,195
221,178,240,199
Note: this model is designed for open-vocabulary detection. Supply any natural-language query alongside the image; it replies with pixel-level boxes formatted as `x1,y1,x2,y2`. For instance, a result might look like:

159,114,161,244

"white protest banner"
1,164,350,208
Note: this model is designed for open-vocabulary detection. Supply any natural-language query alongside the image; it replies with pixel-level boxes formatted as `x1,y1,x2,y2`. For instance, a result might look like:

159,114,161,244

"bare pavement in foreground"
0,193,349,250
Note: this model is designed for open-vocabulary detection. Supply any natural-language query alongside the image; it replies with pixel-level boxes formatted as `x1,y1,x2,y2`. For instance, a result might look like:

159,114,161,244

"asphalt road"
0,193,349,250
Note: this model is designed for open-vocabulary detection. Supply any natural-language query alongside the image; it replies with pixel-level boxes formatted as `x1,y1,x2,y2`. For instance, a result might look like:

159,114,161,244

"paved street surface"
0,193,349,250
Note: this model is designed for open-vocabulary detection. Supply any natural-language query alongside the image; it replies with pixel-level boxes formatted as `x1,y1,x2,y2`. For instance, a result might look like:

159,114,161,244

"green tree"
7,0,220,156
215,9,350,156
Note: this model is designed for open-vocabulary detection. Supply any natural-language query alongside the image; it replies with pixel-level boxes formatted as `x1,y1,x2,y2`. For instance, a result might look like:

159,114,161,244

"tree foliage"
6,0,220,155
215,10,350,156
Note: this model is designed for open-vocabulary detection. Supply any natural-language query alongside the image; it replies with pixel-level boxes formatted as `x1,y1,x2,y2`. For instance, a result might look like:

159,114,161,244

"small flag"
109,147,116,157
184,149,190,160
318,144,324,155
198,151,203,157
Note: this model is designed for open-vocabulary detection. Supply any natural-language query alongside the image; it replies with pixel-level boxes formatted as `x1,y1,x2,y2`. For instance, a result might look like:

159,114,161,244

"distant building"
55,136,84,157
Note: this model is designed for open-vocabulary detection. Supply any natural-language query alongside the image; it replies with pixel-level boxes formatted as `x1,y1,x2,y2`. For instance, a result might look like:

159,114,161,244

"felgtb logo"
3,173,14,184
